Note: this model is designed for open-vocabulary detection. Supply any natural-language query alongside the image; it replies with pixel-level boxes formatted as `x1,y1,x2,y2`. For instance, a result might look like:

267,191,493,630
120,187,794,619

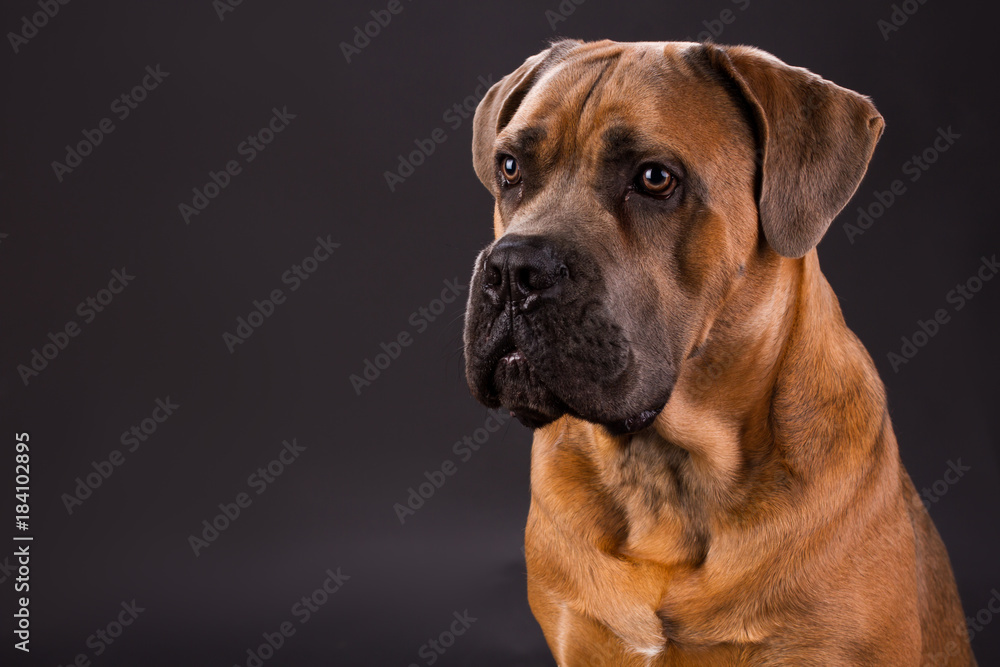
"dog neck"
526,251,905,651
656,249,890,490
533,250,895,569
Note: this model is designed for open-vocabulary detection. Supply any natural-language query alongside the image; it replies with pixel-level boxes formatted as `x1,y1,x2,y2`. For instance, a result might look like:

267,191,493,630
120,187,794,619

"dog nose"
482,236,568,310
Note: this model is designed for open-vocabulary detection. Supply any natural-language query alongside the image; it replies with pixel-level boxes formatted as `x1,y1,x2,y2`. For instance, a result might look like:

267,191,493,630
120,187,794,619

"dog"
461,40,976,665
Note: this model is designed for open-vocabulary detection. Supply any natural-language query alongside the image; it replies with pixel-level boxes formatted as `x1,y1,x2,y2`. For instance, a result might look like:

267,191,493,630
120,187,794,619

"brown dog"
462,40,976,665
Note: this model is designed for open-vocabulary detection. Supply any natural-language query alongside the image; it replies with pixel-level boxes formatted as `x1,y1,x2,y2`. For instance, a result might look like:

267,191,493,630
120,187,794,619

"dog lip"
603,407,663,436
507,405,555,429
501,349,525,363
478,341,539,408
601,383,673,436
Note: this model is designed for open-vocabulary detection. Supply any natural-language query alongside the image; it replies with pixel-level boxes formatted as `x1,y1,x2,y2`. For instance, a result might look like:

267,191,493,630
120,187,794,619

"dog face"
463,40,883,432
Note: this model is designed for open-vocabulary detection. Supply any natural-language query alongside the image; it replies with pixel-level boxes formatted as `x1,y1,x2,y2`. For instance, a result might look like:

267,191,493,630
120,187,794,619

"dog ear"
703,45,885,258
472,39,581,192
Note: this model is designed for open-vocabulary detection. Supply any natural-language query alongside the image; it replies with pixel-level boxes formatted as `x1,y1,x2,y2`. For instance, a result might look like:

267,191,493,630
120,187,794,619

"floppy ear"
472,39,581,193
704,45,885,258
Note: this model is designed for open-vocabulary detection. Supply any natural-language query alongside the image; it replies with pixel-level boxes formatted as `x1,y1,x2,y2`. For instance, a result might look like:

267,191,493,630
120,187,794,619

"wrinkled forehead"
496,42,752,174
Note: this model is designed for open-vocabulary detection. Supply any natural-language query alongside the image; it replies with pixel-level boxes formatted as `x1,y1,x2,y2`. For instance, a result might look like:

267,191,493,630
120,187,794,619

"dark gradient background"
1,0,998,665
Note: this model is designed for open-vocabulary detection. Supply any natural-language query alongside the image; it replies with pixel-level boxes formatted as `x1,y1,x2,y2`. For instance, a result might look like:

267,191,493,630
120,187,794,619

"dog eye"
499,155,521,185
636,164,677,198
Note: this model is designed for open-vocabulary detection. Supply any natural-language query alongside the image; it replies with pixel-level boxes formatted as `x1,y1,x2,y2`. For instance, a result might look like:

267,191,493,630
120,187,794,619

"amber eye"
637,164,677,197
500,155,521,185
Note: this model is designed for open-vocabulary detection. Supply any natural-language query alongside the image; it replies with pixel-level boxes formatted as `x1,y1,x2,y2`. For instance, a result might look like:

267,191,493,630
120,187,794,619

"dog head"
463,40,883,432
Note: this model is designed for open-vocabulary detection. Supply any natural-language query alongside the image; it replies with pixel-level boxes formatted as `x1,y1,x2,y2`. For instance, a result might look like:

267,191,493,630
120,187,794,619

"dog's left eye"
499,155,521,185
635,164,677,198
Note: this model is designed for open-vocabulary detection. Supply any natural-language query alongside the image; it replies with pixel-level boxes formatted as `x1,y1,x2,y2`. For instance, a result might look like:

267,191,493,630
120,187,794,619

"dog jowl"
461,39,976,665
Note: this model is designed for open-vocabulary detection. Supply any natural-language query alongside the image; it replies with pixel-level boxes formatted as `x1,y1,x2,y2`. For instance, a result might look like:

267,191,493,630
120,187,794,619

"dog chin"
486,349,566,428
503,399,665,434
485,350,669,435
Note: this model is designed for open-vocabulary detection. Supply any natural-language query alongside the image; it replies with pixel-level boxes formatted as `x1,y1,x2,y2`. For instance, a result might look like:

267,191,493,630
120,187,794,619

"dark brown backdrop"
2,0,998,664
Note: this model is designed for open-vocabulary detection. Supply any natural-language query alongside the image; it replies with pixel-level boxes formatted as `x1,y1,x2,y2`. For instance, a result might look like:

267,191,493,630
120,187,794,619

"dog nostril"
512,261,569,294
483,264,502,288
483,236,567,303
518,267,552,293
517,267,536,291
